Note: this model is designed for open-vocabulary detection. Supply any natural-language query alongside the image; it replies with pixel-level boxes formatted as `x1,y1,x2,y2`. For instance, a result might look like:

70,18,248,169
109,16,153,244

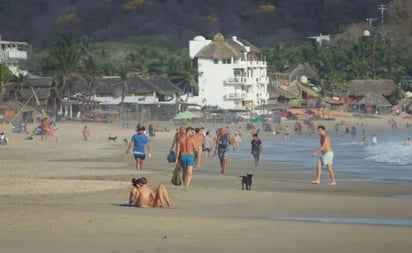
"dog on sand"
240,174,253,191
108,136,118,142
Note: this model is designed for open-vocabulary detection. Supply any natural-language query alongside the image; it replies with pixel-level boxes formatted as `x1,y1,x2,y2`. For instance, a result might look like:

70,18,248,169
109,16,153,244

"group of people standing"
124,123,266,188
168,125,264,186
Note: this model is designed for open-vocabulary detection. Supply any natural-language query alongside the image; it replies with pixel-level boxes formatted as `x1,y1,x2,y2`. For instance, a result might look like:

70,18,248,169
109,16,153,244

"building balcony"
247,61,267,67
5,50,27,60
256,77,269,84
225,77,247,85
225,77,255,86
225,92,247,100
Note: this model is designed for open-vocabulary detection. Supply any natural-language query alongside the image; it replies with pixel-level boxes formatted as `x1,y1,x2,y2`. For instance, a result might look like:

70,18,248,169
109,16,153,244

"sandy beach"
1,115,412,253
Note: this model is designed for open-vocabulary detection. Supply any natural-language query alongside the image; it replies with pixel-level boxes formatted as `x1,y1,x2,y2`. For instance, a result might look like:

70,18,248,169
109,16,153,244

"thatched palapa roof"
356,93,391,107
282,80,319,98
149,75,184,96
267,85,295,99
127,76,156,94
92,77,122,95
348,79,401,96
195,33,242,60
288,63,319,83
15,77,53,99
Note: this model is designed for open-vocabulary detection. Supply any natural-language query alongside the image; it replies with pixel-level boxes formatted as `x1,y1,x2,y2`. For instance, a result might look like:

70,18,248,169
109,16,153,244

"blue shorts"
180,154,195,167
134,152,146,160
218,148,228,160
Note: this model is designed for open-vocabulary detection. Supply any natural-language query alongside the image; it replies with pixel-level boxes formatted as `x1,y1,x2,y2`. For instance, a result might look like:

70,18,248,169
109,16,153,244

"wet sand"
0,116,411,253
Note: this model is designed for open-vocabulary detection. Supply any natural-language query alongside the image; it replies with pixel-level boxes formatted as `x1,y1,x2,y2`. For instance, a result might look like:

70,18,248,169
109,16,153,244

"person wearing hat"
126,126,151,172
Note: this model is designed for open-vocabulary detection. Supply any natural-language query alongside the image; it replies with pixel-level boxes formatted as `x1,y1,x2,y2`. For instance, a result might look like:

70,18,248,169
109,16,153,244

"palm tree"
169,58,201,102
0,64,13,102
117,63,131,119
80,55,102,112
44,34,82,117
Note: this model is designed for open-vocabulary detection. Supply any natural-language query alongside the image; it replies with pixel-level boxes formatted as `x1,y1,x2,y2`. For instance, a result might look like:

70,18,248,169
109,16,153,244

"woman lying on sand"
129,177,172,208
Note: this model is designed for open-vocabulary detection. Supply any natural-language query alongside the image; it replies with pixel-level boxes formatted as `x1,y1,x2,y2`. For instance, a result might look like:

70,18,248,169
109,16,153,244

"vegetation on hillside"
3,0,412,109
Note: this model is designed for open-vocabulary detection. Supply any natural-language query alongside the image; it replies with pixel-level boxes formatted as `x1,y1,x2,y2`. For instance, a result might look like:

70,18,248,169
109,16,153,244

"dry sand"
1,115,412,253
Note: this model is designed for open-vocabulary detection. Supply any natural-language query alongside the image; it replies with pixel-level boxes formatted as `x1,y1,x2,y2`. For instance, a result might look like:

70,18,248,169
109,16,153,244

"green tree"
117,63,131,118
0,64,13,101
43,34,82,116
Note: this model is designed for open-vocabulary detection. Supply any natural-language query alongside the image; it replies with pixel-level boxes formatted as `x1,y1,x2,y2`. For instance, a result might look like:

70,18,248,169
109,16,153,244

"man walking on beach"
126,126,151,172
170,126,185,152
193,127,205,168
251,134,262,167
215,127,232,174
176,127,198,187
311,125,336,186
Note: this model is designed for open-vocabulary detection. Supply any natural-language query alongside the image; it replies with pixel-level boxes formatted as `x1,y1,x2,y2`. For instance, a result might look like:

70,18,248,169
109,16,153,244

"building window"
222,59,231,64
214,59,219,64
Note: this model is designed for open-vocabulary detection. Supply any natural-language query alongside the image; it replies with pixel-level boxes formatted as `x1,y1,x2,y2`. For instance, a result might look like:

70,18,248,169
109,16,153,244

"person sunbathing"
129,177,172,208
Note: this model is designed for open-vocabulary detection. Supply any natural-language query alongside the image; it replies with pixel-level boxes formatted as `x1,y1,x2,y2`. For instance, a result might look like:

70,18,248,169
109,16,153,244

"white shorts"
321,152,334,165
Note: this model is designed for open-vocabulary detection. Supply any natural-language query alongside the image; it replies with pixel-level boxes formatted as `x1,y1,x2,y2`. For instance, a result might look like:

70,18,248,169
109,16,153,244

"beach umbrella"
173,111,194,120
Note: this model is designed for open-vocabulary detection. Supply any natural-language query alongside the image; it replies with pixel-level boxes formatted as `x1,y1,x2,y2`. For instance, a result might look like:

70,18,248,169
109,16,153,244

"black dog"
240,174,253,191
108,136,118,142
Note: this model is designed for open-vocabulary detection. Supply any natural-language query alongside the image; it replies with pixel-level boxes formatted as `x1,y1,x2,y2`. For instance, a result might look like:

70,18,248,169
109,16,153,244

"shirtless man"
192,127,205,168
170,126,186,152
176,127,198,187
311,125,336,185
129,177,172,208
41,117,50,141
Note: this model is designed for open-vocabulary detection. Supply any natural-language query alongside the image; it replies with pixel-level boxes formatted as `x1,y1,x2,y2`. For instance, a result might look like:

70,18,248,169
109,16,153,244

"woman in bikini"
129,177,172,208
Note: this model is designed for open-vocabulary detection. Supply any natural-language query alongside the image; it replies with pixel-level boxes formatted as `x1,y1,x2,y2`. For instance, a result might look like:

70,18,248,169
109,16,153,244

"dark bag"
167,150,176,163
171,165,182,186
219,134,228,149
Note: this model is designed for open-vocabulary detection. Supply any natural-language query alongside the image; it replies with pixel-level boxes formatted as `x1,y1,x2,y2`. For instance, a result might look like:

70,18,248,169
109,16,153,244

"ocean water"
233,128,412,185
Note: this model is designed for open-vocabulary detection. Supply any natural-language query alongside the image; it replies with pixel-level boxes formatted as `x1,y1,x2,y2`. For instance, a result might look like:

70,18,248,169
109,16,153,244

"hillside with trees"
0,0,391,48
2,0,412,113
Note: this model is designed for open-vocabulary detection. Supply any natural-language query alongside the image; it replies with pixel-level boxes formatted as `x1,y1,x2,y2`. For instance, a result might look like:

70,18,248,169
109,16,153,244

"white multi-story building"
188,33,269,110
0,34,28,76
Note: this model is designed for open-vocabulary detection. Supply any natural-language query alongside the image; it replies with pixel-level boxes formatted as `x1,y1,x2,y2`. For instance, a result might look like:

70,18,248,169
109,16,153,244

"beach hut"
288,63,319,84
348,79,401,96
355,93,392,114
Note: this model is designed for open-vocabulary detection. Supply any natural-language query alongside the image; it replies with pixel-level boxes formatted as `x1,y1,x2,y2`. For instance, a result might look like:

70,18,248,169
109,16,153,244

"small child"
82,125,90,141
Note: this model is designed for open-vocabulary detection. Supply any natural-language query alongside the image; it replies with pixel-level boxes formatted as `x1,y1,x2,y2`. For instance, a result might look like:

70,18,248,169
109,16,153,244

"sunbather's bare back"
136,187,155,207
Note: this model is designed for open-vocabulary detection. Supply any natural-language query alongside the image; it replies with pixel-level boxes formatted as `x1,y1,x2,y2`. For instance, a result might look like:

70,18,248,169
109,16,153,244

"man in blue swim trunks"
176,127,198,187
126,126,151,172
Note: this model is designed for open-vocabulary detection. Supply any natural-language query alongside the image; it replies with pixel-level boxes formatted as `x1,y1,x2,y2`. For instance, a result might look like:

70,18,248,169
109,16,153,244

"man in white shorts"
311,125,336,186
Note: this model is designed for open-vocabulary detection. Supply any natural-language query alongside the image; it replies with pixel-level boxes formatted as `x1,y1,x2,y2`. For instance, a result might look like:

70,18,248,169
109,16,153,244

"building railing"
225,92,247,100
225,77,256,86
5,50,27,59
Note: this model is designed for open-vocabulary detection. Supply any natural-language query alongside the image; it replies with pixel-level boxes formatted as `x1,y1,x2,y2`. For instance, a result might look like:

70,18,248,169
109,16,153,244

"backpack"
219,134,228,149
